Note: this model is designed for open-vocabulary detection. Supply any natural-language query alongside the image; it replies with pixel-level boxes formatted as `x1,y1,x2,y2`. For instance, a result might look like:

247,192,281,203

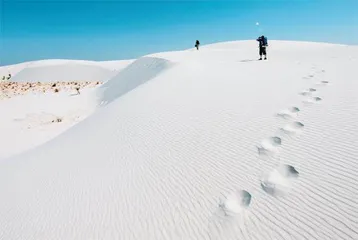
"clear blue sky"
1,0,357,65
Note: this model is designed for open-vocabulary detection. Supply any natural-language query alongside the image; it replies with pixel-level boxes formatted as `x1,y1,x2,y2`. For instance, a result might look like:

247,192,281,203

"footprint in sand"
302,75,313,80
260,164,299,197
257,136,282,156
279,121,304,136
300,87,316,96
313,67,326,74
305,74,315,79
300,91,311,96
303,96,322,104
218,190,252,216
315,80,329,86
209,190,252,240
276,107,300,120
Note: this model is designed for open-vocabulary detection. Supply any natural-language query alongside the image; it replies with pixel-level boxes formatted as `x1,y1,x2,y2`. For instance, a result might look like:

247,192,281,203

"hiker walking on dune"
256,35,268,60
195,40,200,50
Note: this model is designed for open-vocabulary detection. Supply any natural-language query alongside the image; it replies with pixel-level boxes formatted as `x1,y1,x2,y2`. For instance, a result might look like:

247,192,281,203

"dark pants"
259,46,267,56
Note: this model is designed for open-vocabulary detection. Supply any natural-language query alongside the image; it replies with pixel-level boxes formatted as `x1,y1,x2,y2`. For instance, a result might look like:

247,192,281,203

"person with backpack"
256,35,268,60
195,40,200,50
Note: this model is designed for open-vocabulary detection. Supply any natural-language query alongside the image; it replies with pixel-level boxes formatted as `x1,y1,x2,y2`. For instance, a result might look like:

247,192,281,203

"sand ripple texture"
0,41,358,240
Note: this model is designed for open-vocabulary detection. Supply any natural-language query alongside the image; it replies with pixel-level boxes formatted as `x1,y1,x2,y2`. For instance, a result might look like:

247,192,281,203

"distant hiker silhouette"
195,40,200,50
256,35,268,60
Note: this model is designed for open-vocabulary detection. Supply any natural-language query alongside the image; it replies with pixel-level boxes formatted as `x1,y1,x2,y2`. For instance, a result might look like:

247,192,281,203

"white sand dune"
0,59,133,158
1,40,358,240
10,63,116,83
0,88,99,159
96,59,135,71
0,59,134,82
98,56,173,105
0,62,32,78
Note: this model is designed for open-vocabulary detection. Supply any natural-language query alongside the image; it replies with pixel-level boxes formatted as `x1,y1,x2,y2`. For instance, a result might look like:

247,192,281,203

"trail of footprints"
216,69,329,217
